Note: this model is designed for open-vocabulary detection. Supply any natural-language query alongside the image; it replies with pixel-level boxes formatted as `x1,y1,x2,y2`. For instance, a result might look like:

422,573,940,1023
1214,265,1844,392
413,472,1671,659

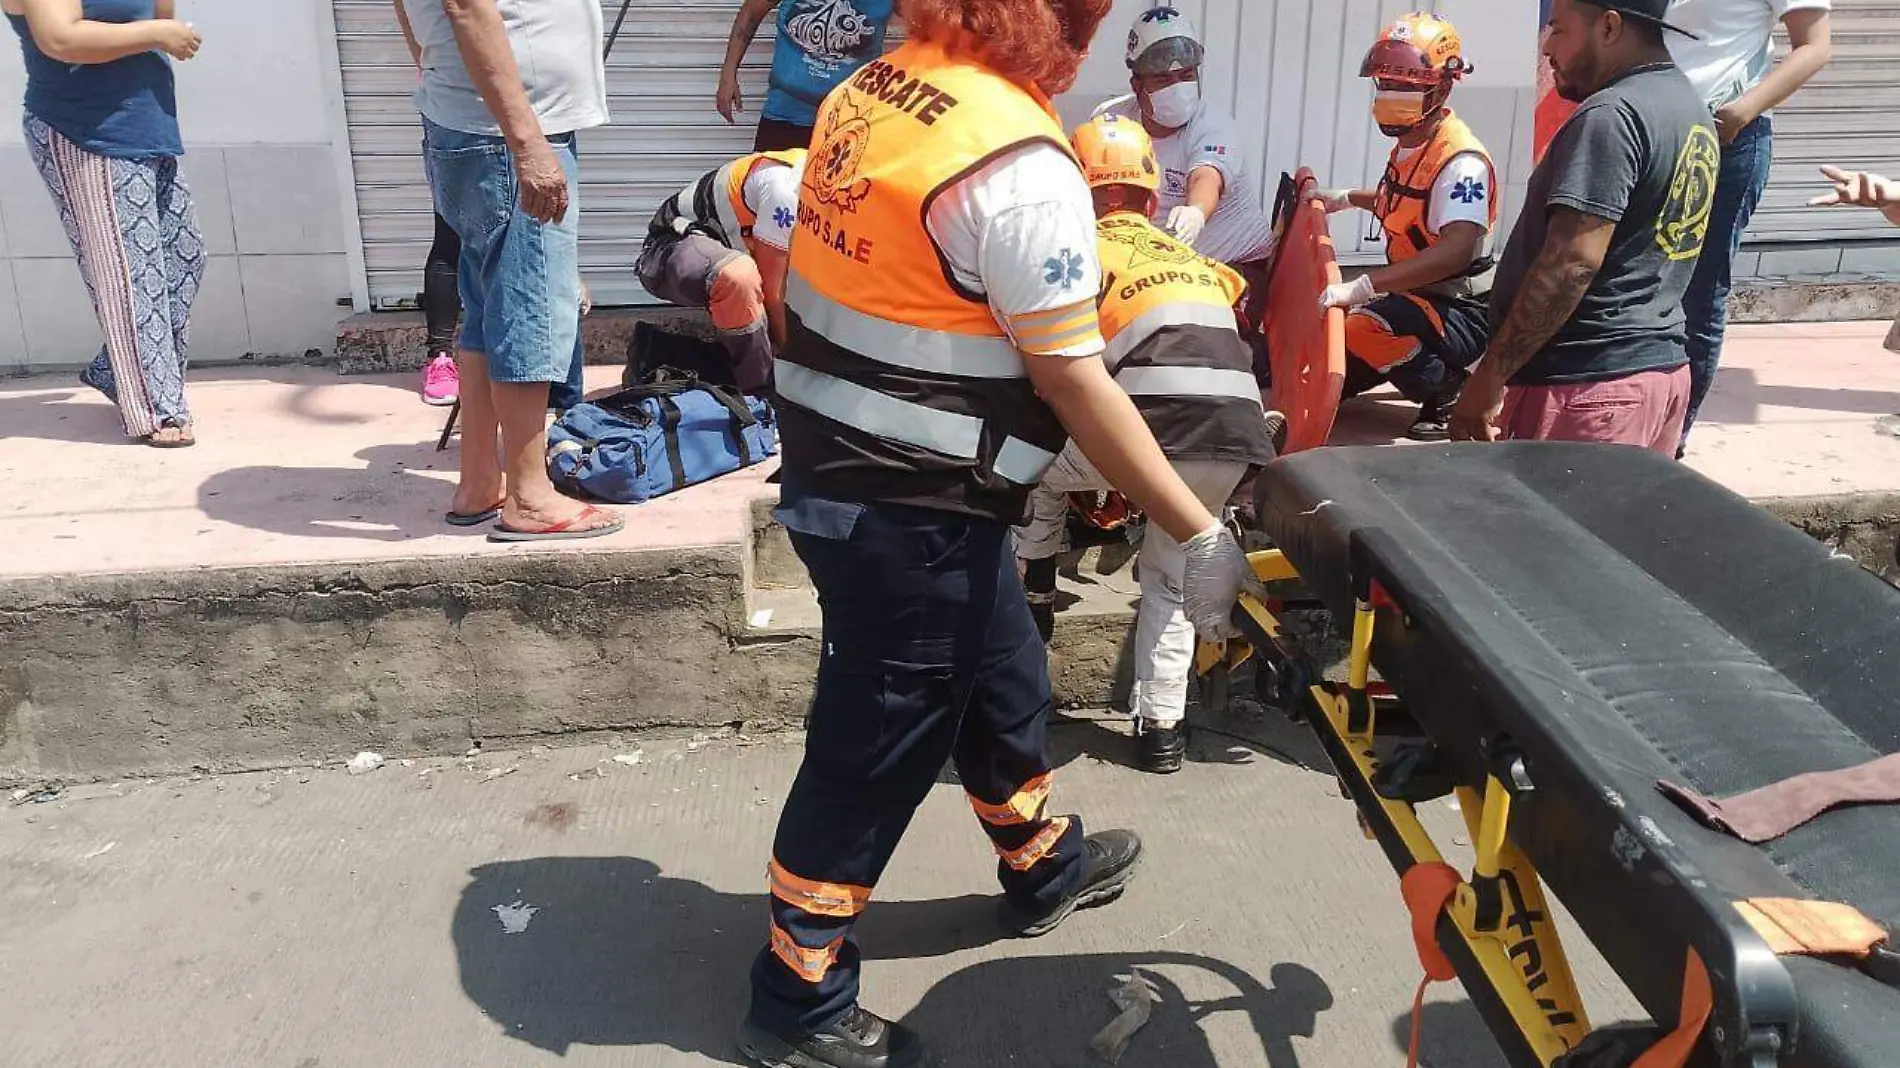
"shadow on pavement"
196,441,463,541
453,856,1334,1066
0,383,137,446
1048,704,1328,777
1388,1001,1510,1068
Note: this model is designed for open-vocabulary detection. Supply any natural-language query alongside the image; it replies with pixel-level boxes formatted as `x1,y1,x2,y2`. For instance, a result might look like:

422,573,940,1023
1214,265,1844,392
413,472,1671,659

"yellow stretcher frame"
1198,550,1596,1067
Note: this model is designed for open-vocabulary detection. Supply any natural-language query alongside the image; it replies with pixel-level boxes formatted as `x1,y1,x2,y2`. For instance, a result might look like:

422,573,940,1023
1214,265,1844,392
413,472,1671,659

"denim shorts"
422,117,580,384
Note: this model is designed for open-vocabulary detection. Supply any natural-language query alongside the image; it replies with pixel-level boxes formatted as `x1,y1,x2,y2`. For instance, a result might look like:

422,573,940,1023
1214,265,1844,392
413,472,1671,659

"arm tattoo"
732,2,771,46
1485,238,1603,382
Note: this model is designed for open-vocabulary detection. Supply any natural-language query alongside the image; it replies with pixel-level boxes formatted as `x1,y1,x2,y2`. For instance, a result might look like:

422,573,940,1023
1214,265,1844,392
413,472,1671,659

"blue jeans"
548,326,586,412
1681,115,1773,449
421,117,581,385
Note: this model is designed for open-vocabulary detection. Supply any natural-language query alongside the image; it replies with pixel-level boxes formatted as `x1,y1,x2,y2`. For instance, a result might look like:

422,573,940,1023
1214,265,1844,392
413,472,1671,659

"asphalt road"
2,707,1639,1067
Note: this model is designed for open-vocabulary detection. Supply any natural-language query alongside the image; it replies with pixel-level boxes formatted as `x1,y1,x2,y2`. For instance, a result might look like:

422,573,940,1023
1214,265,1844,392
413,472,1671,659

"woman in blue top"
6,0,204,447
715,0,895,153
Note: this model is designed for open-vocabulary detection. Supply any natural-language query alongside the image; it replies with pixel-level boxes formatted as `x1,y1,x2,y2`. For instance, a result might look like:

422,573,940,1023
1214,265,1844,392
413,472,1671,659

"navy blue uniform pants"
747,501,1089,1035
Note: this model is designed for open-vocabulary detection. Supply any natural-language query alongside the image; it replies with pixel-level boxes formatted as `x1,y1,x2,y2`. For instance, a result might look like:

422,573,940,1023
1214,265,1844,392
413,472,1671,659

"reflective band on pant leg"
997,815,1073,872
767,859,873,919
769,918,845,984
968,772,1054,827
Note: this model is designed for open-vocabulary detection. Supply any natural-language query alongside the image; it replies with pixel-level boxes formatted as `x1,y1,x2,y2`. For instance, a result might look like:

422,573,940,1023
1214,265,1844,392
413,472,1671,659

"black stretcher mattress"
1257,443,1900,1067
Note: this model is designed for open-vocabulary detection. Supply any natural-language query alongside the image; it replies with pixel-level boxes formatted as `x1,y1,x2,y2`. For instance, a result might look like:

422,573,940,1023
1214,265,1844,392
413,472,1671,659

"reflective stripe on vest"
775,360,983,460
1104,302,1242,370
1117,365,1262,403
711,159,747,251
775,360,1057,486
993,437,1057,486
787,272,1027,379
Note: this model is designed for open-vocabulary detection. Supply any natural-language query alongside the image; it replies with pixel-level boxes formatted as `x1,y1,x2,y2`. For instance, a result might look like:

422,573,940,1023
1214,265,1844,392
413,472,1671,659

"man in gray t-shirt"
401,0,608,140
396,0,621,542
1453,0,1717,455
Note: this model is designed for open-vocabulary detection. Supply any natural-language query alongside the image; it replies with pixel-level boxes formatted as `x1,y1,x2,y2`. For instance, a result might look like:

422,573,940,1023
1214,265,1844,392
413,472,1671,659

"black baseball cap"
1586,0,1700,39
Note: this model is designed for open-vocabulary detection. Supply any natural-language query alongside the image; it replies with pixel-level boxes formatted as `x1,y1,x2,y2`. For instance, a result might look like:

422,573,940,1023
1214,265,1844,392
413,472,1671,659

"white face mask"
1145,80,1200,129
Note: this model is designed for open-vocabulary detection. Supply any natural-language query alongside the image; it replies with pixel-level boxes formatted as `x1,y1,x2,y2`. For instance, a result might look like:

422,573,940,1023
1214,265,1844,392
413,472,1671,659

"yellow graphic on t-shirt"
1657,124,1719,261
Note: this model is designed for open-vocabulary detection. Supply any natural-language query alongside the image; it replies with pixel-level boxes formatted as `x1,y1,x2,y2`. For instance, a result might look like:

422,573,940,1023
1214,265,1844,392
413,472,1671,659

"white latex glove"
1319,274,1377,311
1317,188,1356,214
1166,205,1207,246
1182,523,1267,642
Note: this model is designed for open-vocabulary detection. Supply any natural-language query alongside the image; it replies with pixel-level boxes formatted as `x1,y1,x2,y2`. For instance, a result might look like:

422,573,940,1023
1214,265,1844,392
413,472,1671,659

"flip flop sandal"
487,504,625,544
145,425,195,449
445,501,506,527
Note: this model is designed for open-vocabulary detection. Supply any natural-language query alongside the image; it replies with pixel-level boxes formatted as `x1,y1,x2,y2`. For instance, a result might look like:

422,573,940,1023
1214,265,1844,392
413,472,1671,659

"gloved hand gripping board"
1264,169,1347,454
1200,443,1900,1068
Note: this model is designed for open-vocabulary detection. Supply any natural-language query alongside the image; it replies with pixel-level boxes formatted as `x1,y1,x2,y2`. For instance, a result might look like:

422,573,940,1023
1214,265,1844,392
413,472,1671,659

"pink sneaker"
421,352,459,407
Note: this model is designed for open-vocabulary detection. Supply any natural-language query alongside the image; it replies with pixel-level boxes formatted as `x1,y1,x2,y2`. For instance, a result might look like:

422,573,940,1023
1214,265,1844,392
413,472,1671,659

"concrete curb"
0,547,799,786
6,491,1897,787
1728,277,1900,325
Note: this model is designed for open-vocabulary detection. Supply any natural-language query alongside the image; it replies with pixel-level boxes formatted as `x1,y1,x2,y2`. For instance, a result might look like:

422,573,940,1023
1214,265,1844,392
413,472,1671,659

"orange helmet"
1071,114,1160,193
1361,12,1472,87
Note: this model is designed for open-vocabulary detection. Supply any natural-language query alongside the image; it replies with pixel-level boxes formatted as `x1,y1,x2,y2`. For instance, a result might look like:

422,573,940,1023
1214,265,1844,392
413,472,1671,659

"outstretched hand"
1810,165,1900,210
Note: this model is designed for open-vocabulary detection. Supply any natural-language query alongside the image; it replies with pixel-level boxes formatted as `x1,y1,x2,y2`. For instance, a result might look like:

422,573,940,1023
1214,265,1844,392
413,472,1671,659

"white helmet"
1126,6,1204,75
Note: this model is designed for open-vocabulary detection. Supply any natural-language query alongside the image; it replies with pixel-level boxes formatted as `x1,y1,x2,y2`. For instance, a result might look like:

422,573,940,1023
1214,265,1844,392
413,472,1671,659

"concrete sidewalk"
0,723,1641,1068
3,322,1898,581
0,364,773,581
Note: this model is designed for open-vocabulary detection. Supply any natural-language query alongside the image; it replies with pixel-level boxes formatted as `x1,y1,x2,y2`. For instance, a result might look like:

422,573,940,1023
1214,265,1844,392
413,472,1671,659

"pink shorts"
1498,365,1691,455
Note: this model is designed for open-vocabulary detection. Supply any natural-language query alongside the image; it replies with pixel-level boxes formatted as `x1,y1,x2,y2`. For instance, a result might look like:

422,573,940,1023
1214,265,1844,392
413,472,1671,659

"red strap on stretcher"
1399,863,1712,1067
1631,950,1713,1068
1401,863,1464,1067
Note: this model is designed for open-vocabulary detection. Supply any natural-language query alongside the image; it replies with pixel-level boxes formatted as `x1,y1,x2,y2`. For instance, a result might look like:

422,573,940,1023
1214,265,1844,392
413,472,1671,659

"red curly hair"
899,0,1115,94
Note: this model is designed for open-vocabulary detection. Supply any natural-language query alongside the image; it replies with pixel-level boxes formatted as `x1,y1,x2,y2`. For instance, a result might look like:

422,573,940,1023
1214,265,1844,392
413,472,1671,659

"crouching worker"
634,148,806,394
1016,115,1280,775
1319,13,1497,441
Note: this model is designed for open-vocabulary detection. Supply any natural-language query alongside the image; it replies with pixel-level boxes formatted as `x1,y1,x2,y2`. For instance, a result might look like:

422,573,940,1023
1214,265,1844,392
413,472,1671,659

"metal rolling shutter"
332,1,780,309
1749,0,1900,244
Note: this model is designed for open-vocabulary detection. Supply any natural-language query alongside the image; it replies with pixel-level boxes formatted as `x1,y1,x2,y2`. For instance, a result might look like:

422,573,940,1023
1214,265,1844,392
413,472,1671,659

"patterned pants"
25,115,205,438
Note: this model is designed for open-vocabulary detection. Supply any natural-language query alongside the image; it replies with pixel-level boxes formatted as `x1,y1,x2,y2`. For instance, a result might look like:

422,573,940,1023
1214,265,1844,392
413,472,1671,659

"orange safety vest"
774,36,1080,521
1373,110,1497,297
1095,212,1275,466
651,149,807,254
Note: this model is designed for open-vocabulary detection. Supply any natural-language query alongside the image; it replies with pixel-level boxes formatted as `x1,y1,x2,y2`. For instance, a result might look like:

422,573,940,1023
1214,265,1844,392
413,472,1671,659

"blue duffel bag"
547,372,777,505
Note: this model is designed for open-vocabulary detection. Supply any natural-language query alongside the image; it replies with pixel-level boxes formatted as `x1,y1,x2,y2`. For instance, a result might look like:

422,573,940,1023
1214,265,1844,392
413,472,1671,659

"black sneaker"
1003,828,1144,938
1262,409,1290,457
738,1006,926,1068
1136,720,1186,775
1407,396,1456,442
1407,379,1465,442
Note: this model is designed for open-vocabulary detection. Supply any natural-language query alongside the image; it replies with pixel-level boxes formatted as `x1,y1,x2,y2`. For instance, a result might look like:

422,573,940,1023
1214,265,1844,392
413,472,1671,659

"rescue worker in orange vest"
740,2,1263,1064
1317,13,1498,442
634,148,807,394
1016,115,1281,776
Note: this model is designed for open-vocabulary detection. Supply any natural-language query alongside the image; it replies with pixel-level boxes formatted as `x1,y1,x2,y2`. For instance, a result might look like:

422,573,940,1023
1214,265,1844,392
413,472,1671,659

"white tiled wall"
0,145,352,371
